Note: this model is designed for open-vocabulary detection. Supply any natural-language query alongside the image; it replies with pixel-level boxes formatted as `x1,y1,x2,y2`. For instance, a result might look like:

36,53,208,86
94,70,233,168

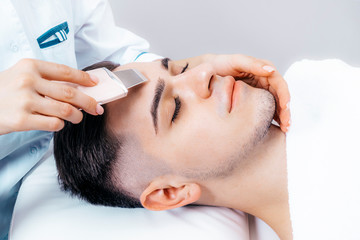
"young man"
54,58,360,239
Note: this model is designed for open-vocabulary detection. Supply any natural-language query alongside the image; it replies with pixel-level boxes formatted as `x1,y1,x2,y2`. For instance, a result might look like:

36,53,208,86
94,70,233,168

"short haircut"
53,61,143,208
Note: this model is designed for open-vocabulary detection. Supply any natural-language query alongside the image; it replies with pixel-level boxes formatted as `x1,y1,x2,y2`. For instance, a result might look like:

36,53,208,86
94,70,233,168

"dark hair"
53,61,143,208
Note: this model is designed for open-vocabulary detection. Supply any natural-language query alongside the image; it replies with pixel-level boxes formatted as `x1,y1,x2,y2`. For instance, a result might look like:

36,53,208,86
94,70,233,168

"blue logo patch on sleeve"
37,21,69,49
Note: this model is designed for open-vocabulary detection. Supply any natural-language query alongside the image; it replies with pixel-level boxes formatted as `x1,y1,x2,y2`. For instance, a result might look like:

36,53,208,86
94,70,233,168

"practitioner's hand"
175,54,291,132
0,58,104,135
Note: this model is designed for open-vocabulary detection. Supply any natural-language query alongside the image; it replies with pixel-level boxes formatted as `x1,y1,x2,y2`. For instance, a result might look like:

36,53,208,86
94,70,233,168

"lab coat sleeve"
71,0,162,69
0,131,53,197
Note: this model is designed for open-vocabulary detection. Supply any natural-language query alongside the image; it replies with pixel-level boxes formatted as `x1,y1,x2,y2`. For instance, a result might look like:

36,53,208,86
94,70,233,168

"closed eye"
171,62,188,123
172,97,181,122
181,63,189,74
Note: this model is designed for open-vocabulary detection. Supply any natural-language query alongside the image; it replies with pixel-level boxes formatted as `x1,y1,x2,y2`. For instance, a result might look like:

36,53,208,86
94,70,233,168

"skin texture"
108,60,275,181
106,59,292,239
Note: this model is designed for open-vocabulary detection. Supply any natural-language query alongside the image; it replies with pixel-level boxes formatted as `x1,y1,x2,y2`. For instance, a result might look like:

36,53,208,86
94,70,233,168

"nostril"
208,75,214,90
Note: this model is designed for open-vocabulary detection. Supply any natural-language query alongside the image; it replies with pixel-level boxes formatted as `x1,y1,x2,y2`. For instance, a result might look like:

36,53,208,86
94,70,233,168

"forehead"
106,61,166,147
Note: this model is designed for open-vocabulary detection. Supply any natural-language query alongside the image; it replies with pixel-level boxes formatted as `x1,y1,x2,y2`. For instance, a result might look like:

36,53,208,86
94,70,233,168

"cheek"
167,112,241,169
152,91,265,170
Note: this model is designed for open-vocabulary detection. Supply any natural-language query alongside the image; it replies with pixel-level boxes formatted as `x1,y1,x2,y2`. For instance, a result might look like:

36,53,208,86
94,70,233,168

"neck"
202,125,292,239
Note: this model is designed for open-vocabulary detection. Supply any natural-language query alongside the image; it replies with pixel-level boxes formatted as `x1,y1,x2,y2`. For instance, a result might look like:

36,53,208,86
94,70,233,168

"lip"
226,78,236,113
230,80,243,113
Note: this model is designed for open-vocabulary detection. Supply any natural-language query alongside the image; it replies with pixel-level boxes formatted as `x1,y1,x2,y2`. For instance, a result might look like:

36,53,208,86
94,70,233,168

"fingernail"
90,74,99,85
263,65,275,73
96,104,104,115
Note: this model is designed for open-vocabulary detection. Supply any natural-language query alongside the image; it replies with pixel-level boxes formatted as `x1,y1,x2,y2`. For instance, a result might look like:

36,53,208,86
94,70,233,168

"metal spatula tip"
113,69,148,89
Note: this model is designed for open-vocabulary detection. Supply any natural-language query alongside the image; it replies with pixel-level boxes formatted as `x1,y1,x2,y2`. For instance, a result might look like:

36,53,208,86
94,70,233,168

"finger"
268,85,280,110
20,114,65,132
279,108,291,131
280,124,288,133
210,55,273,77
282,106,291,127
269,85,286,132
271,89,290,133
255,76,270,89
273,112,287,133
229,55,276,77
273,111,288,133
33,95,84,124
31,59,98,87
256,73,290,111
34,79,103,116
268,71,290,109
258,70,291,131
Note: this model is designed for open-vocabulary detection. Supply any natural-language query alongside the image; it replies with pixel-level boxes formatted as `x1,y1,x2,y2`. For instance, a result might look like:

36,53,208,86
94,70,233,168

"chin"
253,89,276,142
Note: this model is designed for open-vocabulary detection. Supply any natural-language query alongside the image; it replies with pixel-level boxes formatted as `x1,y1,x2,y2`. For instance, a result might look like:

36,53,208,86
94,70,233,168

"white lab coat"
1,0,161,71
0,0,161,237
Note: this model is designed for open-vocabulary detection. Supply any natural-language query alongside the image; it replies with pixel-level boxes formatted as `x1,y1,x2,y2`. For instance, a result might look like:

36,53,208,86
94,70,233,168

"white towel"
284,59,360,240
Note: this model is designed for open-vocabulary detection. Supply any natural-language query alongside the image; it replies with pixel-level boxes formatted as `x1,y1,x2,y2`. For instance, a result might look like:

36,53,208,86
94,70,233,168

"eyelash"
172,97,181,122
181,63,189,74
171,62,188,123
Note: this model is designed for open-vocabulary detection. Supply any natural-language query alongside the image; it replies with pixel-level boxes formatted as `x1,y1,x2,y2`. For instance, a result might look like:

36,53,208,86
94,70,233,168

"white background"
109,0,360,74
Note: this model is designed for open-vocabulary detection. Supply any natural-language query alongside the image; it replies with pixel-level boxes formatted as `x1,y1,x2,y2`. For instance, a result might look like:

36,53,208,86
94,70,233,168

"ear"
140,179,201,211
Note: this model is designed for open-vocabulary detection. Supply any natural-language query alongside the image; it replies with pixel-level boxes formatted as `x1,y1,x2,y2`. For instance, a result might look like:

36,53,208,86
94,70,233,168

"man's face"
107,59,275,182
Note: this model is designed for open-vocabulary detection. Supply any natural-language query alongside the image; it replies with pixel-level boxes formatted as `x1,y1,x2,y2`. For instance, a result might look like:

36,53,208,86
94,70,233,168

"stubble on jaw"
179,90,276,181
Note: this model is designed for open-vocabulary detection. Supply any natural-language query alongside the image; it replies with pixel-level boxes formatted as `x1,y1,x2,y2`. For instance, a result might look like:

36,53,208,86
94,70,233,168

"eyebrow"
150,57,184,134
161,57,170,70
150,78,165,134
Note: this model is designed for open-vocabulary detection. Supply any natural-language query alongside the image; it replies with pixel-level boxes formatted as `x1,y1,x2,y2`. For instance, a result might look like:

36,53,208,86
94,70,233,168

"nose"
174,63,215,99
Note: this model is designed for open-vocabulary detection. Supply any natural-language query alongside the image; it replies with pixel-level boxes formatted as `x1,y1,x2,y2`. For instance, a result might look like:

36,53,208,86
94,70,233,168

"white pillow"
10,145,250,240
